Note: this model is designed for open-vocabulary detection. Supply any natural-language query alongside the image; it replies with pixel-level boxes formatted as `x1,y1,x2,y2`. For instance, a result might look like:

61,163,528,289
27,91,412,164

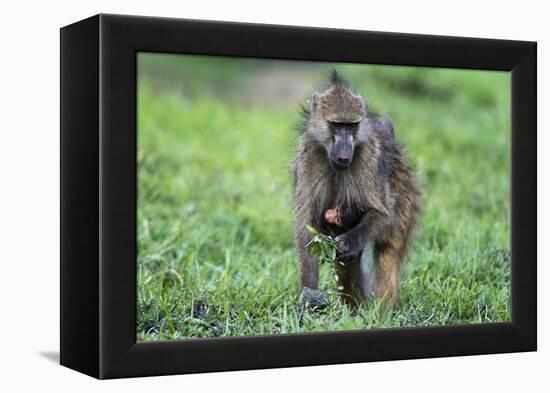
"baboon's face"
328,122,359,170
309,84,366,171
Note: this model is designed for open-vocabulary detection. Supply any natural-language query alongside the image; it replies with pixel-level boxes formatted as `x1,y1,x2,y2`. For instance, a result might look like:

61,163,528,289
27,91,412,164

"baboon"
293,71,419,307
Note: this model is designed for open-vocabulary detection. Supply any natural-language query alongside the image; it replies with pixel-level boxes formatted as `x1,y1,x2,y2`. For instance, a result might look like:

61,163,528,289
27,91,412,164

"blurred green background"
137,53,511,341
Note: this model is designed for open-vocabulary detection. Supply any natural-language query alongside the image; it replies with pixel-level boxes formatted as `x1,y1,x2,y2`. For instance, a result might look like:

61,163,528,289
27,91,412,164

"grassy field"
136,54,511,341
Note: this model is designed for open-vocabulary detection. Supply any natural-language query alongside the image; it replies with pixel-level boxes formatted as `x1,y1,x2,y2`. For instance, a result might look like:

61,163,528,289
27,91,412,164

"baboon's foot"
299,287,329,310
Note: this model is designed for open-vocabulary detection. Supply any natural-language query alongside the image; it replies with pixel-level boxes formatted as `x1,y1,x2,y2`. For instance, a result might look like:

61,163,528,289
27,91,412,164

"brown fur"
293,72,419,307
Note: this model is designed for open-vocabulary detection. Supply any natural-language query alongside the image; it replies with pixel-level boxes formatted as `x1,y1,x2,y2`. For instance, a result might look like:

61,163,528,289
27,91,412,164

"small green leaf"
305,224,318,235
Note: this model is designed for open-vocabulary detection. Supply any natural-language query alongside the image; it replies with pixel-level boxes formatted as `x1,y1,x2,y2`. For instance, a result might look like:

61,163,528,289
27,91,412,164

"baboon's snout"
331,136,354,170
336,150,351,166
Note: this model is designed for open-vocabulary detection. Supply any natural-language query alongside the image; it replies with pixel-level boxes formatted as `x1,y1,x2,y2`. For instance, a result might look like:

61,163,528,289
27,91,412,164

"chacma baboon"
293,71,419,307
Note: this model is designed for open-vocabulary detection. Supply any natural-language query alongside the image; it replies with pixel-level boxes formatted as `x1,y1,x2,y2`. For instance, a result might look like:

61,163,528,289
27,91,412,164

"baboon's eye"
329,121,359,127
329,122,360,134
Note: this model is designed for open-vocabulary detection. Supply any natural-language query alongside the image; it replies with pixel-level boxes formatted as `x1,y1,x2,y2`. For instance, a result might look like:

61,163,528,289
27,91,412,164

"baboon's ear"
311,94,319,112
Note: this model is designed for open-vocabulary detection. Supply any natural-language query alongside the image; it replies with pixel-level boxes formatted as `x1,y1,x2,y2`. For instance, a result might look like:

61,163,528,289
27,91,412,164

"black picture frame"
60,13,537,379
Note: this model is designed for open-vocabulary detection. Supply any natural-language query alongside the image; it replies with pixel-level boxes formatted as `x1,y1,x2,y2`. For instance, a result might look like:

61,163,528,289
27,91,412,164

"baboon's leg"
299,249,319,290
374,243,403,306
296,225,331,309
336,242,376,306
295,224,320,290
335,255,362,306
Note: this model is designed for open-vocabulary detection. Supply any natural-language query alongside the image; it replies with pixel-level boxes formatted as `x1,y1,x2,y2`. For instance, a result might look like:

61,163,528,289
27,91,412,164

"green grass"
137,54,511,341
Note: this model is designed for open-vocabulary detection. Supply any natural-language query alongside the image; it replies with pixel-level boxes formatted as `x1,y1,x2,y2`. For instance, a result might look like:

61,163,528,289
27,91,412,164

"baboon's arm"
335,209,393,261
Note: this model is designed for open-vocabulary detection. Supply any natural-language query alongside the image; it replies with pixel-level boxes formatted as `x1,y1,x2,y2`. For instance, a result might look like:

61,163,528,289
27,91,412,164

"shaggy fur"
293,72,419,306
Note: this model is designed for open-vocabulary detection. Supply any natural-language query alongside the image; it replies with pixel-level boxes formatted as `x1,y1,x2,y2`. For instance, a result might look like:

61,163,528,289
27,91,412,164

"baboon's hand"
335,232,363,261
